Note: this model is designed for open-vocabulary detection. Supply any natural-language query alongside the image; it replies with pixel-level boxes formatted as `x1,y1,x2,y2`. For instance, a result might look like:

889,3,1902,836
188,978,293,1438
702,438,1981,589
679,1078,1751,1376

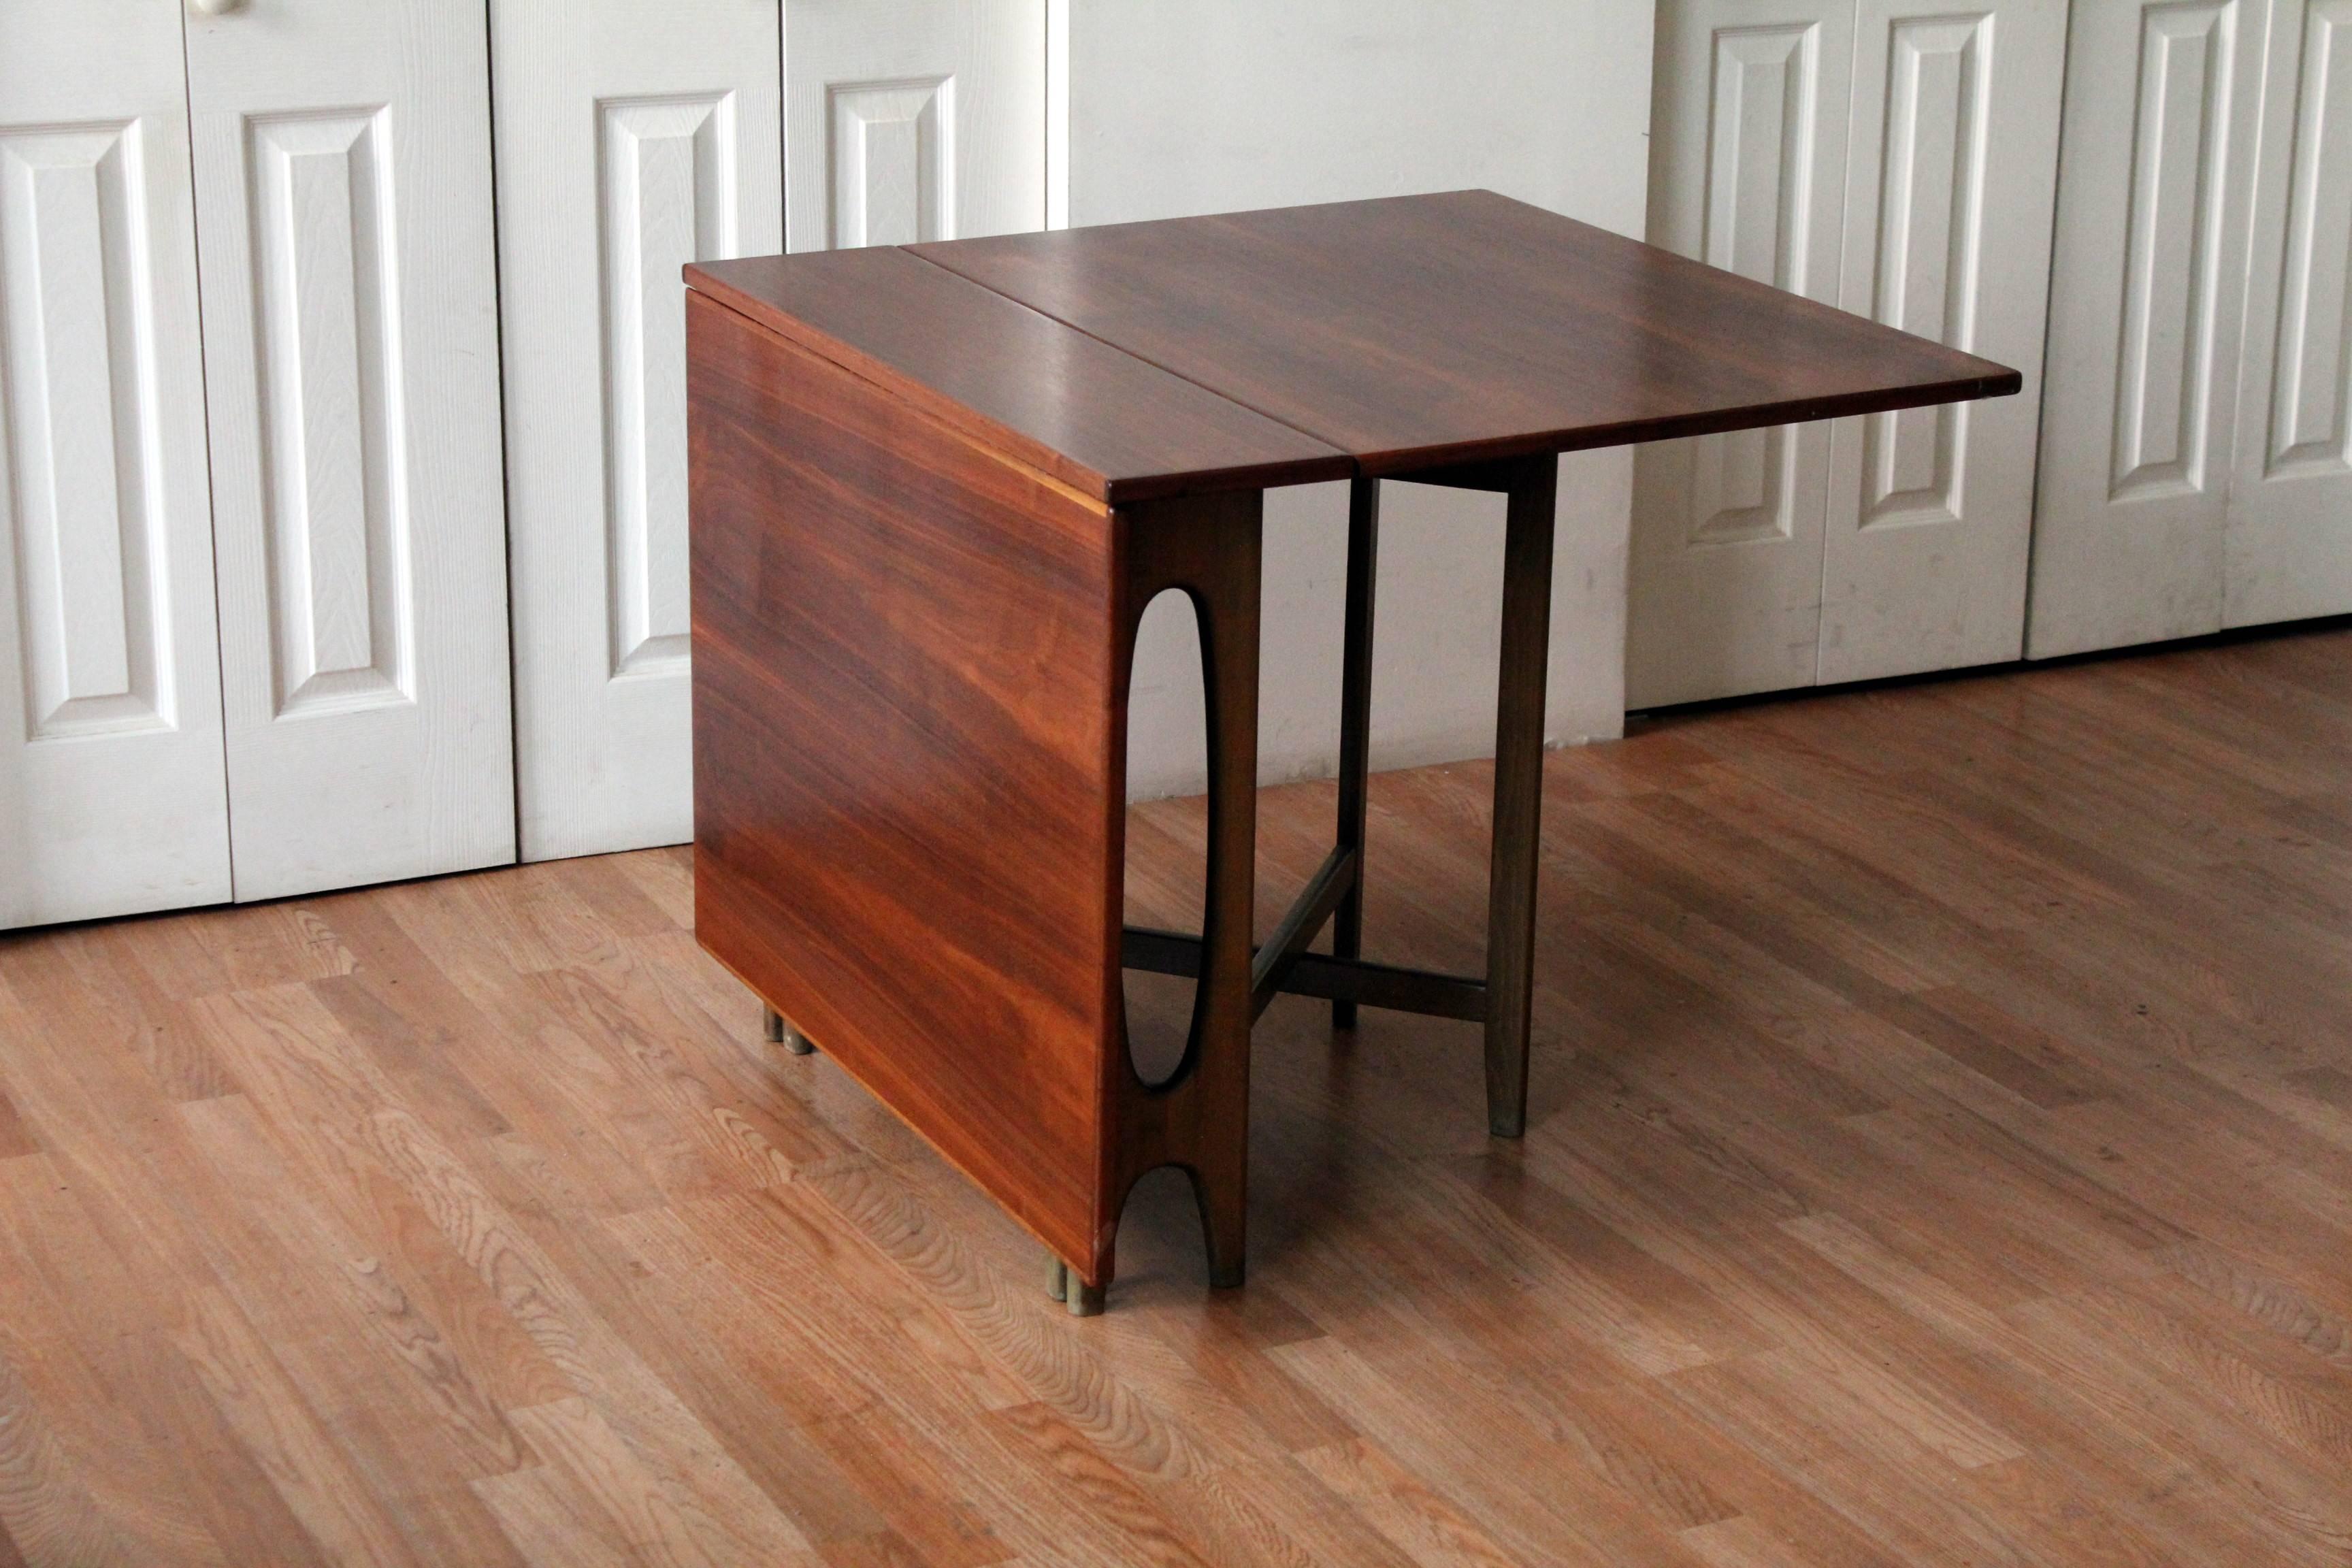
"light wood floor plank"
0,626,2348,1563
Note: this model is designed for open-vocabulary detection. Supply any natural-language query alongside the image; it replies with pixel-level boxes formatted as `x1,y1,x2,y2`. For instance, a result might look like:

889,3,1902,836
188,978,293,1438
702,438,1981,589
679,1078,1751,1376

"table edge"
1354,369,2025,479
686,263,1357,506
691,243,2025,495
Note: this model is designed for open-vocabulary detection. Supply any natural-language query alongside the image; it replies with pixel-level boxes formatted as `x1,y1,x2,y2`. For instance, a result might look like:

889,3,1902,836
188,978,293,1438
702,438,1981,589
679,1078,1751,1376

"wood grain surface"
916,189,2023,474
686,249,1350,504
688,290,1122,1274
1,623,2348,1565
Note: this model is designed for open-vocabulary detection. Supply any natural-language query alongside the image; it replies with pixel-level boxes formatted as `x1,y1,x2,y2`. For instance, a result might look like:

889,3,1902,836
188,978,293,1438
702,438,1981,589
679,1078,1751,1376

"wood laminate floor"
3,626,2351,1566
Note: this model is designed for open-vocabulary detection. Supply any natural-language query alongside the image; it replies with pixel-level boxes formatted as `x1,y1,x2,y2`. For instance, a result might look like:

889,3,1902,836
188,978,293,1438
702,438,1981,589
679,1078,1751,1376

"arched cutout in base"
1122,585,1211,1091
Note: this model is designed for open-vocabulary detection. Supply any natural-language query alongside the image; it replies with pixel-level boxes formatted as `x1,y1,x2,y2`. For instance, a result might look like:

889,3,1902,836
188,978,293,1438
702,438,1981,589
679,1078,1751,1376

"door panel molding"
246,107,414,718
599,91,739,679
1857,13,1987,532
785,0,1045,253
1691,22,1827,549
828,76,954,248
2,120,174,740
2112,1,2239,502
2264,0,2352,478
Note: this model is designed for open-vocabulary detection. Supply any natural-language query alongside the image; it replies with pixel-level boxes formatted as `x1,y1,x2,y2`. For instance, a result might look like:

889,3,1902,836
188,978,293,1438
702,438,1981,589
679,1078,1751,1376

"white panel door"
1816,0,2066,683
784,0,1047,251
1629,0,1855,708
2226,0,2352,626
2027,0,2271,657
0,0,230,928
493,1,783,862
186,0,514,900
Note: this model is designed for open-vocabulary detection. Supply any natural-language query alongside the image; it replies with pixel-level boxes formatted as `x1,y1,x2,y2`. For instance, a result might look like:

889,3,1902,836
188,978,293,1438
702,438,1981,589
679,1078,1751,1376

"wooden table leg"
1483,459,1556,1138
1107,490,1262,1294
1330,476,1379,1031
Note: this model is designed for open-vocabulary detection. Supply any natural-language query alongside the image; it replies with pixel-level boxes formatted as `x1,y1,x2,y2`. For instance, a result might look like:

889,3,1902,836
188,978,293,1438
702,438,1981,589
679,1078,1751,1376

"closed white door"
785,0,1047,250
186,0,515,900
1816,0,2066,683
2225,0,2352,627
493,0,783,862
2027,0,2271,657
0,0,230,928
1629,0,1855,708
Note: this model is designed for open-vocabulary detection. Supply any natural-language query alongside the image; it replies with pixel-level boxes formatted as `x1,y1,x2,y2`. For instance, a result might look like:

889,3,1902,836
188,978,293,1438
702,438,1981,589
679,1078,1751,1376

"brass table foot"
761,1004,816,1056
1049,1257,1104,1316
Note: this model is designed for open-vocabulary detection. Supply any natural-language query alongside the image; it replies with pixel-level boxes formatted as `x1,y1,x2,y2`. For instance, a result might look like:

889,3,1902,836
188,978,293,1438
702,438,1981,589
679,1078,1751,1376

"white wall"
1064,0,1655,798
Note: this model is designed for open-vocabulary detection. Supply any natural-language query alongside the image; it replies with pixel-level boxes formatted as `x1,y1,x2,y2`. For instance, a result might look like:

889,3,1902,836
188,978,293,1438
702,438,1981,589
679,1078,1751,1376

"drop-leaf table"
685,191,2018,1314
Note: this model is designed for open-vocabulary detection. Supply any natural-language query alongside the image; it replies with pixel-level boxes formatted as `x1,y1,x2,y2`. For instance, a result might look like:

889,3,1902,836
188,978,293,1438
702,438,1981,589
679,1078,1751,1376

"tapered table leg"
1190,506,1259,1287
1484,459,1556,1138
1331,476,1379,1031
